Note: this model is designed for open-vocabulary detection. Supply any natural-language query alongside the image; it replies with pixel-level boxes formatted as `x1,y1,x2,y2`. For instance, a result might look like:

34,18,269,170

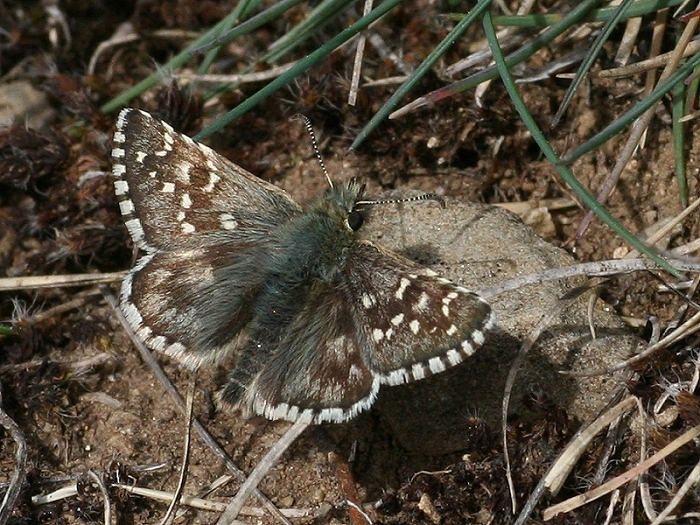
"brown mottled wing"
112,108,300,367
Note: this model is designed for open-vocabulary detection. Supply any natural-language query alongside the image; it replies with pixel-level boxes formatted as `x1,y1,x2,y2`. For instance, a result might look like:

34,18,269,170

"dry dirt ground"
1,1,700,524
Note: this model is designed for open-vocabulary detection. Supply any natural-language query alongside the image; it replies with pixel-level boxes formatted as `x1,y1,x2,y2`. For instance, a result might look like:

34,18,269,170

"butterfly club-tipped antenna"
294,114,334,189
356,192,446,210
294,114,445,210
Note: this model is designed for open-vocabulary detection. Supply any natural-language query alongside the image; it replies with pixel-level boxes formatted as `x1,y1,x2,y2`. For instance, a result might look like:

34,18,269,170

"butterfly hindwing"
223,280,378,424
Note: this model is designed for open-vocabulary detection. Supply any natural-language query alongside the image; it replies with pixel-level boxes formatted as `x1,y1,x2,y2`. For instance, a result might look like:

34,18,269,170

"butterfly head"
318,178,367,233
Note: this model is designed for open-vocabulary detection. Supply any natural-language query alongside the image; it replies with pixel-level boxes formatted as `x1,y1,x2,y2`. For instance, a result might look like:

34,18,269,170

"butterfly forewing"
113,108,300,252
346,241,495,385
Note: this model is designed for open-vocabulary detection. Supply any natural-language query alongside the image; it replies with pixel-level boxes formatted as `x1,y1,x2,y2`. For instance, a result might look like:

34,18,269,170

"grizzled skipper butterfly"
112,108,494,424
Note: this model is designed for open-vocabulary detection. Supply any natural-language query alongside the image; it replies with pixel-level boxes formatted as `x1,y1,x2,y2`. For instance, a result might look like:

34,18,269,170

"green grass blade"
194,0,405,141
350,0,491,150
482,10,682,279
389,0,602,121
672,81,688,207
560,50,700,165
101,0,304,114
192,0,305,55
471,0,683,28
197,0,261,75
264,0,356,63
551,0,635,127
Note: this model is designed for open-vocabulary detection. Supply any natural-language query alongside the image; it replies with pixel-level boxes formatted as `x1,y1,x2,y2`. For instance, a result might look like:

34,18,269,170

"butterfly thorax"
268,179,363,285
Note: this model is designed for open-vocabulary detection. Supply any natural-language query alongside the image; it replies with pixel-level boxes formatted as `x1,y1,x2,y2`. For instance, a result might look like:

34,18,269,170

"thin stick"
215,419,309,525
0,272,126,291
477,258,700,301
348,0,374,106
160,379,196,525
543,423,700,520
87,470,112,525
0,388,27,525
503,286,593,514
650,458,700,525
102,287,292,525
330,452,371,525
513,394,634,525
112,484,314,517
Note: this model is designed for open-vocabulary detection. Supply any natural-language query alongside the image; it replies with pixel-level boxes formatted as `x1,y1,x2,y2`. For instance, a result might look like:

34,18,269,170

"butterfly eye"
347,209,364,231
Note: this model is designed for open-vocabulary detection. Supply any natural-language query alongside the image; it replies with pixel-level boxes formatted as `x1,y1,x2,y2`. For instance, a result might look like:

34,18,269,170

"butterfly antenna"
294,114,333,189
356,193,446,209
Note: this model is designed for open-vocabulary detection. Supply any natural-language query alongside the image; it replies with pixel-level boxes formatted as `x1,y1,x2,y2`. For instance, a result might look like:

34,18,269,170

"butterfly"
112,108,495,424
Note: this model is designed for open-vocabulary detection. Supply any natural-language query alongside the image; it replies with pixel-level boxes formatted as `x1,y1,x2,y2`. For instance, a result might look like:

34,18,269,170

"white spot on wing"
124,218,145,244
391,313,404,326
181,193,192,208
372,328,384,342
161,182,175,193
136,151,147,163
119,200,135,215
429,357,446,374
121,302,143,329
114,180,128,195
409,319,420,334
176,163,191,184
446,349,462,365
166,342,186,356
461,340,475,355
112,163,126,177
414,292,429,311
411,363,426,380
395,277,411,300
116,108,130,129
219,213,237,230
203,171,220,192
150,335,166,350
382,368,409,386
181,222,195,234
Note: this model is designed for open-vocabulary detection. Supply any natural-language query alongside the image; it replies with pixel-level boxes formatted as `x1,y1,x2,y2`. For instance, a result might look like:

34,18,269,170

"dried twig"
87,470,112,525
0,388,27,525
0,272,125,291
330,451,372,525
160,379,195,525
102,287,292,525
543,423,700,520
215,419,309,525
